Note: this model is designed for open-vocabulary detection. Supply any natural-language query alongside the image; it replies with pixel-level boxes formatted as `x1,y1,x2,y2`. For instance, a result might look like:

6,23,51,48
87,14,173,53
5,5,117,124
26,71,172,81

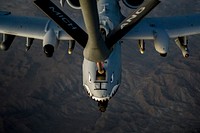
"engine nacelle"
0,34,15,51
43,29,58,57
122,0,144,9
175,36,189,58
66,0,81,9
153,29,169,57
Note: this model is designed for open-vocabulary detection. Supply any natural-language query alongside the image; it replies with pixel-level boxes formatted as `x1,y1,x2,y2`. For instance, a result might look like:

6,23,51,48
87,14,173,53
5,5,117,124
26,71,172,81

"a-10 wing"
0,12,73,40
1,10,200,58
123,14,200,57
0,11,76,56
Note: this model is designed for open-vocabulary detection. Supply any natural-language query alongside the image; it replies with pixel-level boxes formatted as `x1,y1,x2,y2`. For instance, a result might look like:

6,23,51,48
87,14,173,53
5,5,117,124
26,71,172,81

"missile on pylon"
175,36,189,58
68,40,75,55
138,39,145,54
0,34,15,51
25,37,34,51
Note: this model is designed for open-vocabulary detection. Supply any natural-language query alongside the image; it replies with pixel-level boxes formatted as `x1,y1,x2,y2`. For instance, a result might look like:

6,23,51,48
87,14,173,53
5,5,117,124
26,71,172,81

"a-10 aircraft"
0,0,200,112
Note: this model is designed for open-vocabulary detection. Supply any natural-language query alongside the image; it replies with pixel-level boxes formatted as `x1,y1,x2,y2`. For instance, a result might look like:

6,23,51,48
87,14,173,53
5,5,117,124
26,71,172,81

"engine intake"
122,0,145,9
44,44,54,57
67,0,81,9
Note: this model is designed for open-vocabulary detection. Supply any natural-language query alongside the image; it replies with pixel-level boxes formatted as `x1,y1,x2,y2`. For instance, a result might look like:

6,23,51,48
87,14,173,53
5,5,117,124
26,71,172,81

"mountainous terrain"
0,0,200,133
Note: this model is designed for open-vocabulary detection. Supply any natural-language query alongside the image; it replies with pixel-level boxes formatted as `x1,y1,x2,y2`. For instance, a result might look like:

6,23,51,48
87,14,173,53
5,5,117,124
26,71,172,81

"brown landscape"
0,0,200,133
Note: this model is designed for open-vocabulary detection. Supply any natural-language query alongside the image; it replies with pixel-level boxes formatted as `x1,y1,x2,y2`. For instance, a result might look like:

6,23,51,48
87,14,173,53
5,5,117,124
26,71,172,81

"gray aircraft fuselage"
82,0,123,102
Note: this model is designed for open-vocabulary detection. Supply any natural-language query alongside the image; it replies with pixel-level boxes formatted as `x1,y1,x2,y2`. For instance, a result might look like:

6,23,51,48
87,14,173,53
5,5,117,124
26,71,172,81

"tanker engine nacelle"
43,29,58,57
122,0,145,9
153,29,169,57
66,0,81,9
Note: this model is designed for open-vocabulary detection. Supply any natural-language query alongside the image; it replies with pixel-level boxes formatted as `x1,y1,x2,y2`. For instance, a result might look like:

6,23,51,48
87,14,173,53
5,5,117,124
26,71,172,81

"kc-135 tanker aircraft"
0,0,200,112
